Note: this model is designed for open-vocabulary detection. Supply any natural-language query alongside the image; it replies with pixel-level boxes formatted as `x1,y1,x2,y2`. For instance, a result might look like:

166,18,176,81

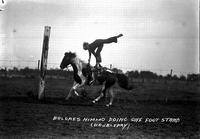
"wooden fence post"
37,60,40,71
38,26,51,100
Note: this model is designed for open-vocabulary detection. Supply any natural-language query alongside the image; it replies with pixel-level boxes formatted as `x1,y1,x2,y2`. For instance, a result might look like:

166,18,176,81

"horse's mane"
66,51,87,65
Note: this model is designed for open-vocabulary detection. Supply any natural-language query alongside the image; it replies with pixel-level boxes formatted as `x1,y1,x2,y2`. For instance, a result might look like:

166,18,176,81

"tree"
140,71,157,79
179,75,186,81
164,74,171,80
172,74,178,80
126,70,139,78
187,74,200,81
13,67,19,72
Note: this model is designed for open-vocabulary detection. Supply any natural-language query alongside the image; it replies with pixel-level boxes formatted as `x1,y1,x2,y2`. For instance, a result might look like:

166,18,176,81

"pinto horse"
60,52,133,106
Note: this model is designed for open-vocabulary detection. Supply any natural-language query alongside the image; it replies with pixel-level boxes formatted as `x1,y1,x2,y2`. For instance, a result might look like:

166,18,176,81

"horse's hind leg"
65,87,73,100
106,87,114,107
92,91,104,104
92,83,106,104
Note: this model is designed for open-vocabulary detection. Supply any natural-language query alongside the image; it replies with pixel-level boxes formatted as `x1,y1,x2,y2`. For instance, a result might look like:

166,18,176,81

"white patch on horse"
106,69,113,73
74,57,86,85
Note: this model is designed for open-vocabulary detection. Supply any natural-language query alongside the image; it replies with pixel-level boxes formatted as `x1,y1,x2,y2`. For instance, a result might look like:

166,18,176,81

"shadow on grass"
0,94,95,107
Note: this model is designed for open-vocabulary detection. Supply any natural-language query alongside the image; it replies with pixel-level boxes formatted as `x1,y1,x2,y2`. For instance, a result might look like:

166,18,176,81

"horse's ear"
72,52,76,57
65,52,68,56
67,51,71,56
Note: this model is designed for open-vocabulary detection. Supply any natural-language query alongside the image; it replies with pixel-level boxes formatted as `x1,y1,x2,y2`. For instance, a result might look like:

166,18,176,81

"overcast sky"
0,0,199,75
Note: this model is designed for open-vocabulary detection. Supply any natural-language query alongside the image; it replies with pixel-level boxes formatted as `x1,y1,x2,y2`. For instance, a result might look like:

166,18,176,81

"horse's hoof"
92,100,96,104
74,91,79,96
106,104,112,107
65,97,70,100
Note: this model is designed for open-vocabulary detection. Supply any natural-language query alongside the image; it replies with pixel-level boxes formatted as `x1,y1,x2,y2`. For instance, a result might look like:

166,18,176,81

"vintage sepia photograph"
0,0,199,138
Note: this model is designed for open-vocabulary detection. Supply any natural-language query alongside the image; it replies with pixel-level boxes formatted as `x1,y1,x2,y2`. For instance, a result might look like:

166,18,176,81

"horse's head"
60,52,76,69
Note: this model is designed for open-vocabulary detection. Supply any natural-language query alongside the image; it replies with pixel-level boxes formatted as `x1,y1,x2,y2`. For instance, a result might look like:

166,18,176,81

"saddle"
83,64,113,85
82,64,102,85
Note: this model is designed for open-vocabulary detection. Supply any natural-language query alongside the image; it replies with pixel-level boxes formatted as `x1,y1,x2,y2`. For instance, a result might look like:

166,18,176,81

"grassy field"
0,77,200,138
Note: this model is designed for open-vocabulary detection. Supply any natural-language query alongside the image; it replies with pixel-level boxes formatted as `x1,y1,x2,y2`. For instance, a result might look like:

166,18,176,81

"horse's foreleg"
65,87,73,100
72,83,80,96
65,82,79,100
76,79,88,97
78,78,86,88
72,78,87,97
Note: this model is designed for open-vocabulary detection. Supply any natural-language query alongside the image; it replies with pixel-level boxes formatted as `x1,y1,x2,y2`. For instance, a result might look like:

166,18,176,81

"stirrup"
89,80,95,85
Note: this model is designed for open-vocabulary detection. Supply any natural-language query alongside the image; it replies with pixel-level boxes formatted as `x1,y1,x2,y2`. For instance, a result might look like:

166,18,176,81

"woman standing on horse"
83,34,123,69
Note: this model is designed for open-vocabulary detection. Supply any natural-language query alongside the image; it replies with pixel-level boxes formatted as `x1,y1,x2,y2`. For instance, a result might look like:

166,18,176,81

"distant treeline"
126,70,199,81
0,67,199,81
0,67,73,78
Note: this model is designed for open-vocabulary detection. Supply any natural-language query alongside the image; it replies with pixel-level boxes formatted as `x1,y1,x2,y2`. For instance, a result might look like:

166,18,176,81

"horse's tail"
115,73,133,90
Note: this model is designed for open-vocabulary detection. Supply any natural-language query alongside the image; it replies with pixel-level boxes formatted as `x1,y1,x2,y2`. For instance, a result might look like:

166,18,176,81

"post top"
44,26,51,36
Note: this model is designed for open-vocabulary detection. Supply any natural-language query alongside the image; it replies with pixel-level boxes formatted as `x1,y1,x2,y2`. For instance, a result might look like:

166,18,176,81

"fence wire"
0,59,197,76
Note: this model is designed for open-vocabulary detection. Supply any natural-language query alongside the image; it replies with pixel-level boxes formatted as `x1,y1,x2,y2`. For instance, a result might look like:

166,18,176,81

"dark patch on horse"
96,71,116,97
82,65,93,85
115,73,132,90
82,65,92,77
97,71,132,97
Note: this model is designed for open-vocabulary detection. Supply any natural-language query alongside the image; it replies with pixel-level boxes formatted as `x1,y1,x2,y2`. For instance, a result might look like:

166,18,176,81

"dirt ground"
0,77,199,138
